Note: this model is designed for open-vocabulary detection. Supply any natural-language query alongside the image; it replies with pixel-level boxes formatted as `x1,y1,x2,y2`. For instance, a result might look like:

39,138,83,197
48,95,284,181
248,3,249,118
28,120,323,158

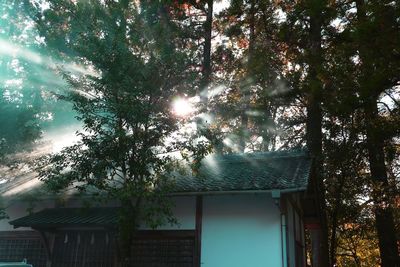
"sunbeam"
42,124,82,153
0,39,42,64
0,38,100,78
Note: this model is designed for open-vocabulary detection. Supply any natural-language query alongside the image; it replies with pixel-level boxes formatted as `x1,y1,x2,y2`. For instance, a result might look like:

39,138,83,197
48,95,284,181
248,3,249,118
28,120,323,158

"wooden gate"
0,231,47,267
130,231,195,267
51,230,195,267
51,231,115,267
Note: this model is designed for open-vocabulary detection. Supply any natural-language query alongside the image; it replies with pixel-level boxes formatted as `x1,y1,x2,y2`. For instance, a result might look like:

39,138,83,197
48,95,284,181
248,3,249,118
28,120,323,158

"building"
0,150,319,267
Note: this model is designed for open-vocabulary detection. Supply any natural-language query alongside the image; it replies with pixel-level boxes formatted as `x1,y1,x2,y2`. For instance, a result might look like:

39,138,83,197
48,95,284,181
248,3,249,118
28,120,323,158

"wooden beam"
35,229,52,267
195,196,203,267
135,230,195,239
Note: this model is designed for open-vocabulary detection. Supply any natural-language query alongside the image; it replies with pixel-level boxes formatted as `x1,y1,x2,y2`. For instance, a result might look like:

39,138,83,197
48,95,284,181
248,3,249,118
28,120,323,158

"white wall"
201,194,282,267
141,196,197,230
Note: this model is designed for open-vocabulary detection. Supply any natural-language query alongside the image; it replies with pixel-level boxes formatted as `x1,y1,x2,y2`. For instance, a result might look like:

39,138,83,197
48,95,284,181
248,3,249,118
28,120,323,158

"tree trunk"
117,200,135,266
307,1,330,266
197,0,212,132
117,196,142,266
238,0,255,152
200,0,213,106
364,99,399,267
329,172,346,266
355,1,400,265
306,95,330,267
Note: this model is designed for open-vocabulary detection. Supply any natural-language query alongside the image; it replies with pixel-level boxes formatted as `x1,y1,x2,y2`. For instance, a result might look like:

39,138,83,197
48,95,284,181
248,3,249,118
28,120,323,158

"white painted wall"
141,196,196,230
201,194,282,267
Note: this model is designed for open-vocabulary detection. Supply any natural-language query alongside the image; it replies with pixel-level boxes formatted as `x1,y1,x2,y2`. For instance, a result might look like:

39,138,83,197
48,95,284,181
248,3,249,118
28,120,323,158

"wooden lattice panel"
130,236,195,267
51,231,115,267
0,231,47,267
3,230,196,267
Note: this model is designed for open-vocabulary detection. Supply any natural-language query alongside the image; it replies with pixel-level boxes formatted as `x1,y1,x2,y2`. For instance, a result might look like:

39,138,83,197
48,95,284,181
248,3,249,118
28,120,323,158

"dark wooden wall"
0,230,196,267
0,231,47,267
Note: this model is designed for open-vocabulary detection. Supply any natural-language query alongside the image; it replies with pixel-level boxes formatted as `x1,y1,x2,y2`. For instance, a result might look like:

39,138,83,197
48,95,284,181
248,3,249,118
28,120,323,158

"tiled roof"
9,150,311,228
9,207,119,228
172,150,311,193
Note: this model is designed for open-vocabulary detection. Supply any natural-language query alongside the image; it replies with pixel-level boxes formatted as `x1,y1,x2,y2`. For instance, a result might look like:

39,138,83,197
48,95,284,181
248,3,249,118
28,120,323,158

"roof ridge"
206,149,309,162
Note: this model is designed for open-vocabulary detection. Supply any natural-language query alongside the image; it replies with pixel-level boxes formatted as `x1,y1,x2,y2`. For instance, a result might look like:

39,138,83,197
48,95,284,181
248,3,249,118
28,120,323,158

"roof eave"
11,223,117,229
168,187,308,196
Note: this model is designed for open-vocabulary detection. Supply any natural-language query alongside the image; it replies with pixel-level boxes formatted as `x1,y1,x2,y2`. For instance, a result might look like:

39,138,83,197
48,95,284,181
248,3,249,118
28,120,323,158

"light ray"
0,38,100,78
42,124,82,153
0,39,42,64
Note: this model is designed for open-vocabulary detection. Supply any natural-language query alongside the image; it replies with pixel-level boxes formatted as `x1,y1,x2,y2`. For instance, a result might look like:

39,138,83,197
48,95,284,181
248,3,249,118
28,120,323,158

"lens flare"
172,97,193,117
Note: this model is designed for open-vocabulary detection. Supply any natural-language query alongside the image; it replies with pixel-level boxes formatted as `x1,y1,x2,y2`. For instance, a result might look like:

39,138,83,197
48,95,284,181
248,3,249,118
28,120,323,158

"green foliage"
0,0,42,159
30,0,206,260
0,0,76,160
215,0,399,265
0,0,397,265
0,97,41,157
209,0,292,152
0,197,9,221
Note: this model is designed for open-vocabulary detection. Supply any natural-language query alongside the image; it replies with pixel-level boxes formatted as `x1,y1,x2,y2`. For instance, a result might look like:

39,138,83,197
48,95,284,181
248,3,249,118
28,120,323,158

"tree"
353,1,399,265
278,0,333,265
5,0,397,265
210,1,399,266
320,0,400,265
30,0,201,263
0,0,77,161
0,0,44,160
304,1,331,265
200,0,213,106
209,0,288,153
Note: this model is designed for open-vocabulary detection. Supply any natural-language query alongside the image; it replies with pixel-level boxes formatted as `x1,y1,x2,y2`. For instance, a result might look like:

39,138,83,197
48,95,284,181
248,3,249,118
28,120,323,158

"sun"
172,97,193,117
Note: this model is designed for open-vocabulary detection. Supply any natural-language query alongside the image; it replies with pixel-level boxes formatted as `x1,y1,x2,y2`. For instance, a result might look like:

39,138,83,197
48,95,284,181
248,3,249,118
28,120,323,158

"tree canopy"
0,0,398,266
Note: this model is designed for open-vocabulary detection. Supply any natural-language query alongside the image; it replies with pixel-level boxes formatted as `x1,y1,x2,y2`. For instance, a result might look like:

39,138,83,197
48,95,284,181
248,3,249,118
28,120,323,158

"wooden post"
195,196,203,267
305,222,322,267
35,229,53,267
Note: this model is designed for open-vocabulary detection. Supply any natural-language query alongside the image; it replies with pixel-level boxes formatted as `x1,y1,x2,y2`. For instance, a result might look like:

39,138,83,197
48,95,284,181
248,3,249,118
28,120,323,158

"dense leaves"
29,0,206,261
0,0,398,266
